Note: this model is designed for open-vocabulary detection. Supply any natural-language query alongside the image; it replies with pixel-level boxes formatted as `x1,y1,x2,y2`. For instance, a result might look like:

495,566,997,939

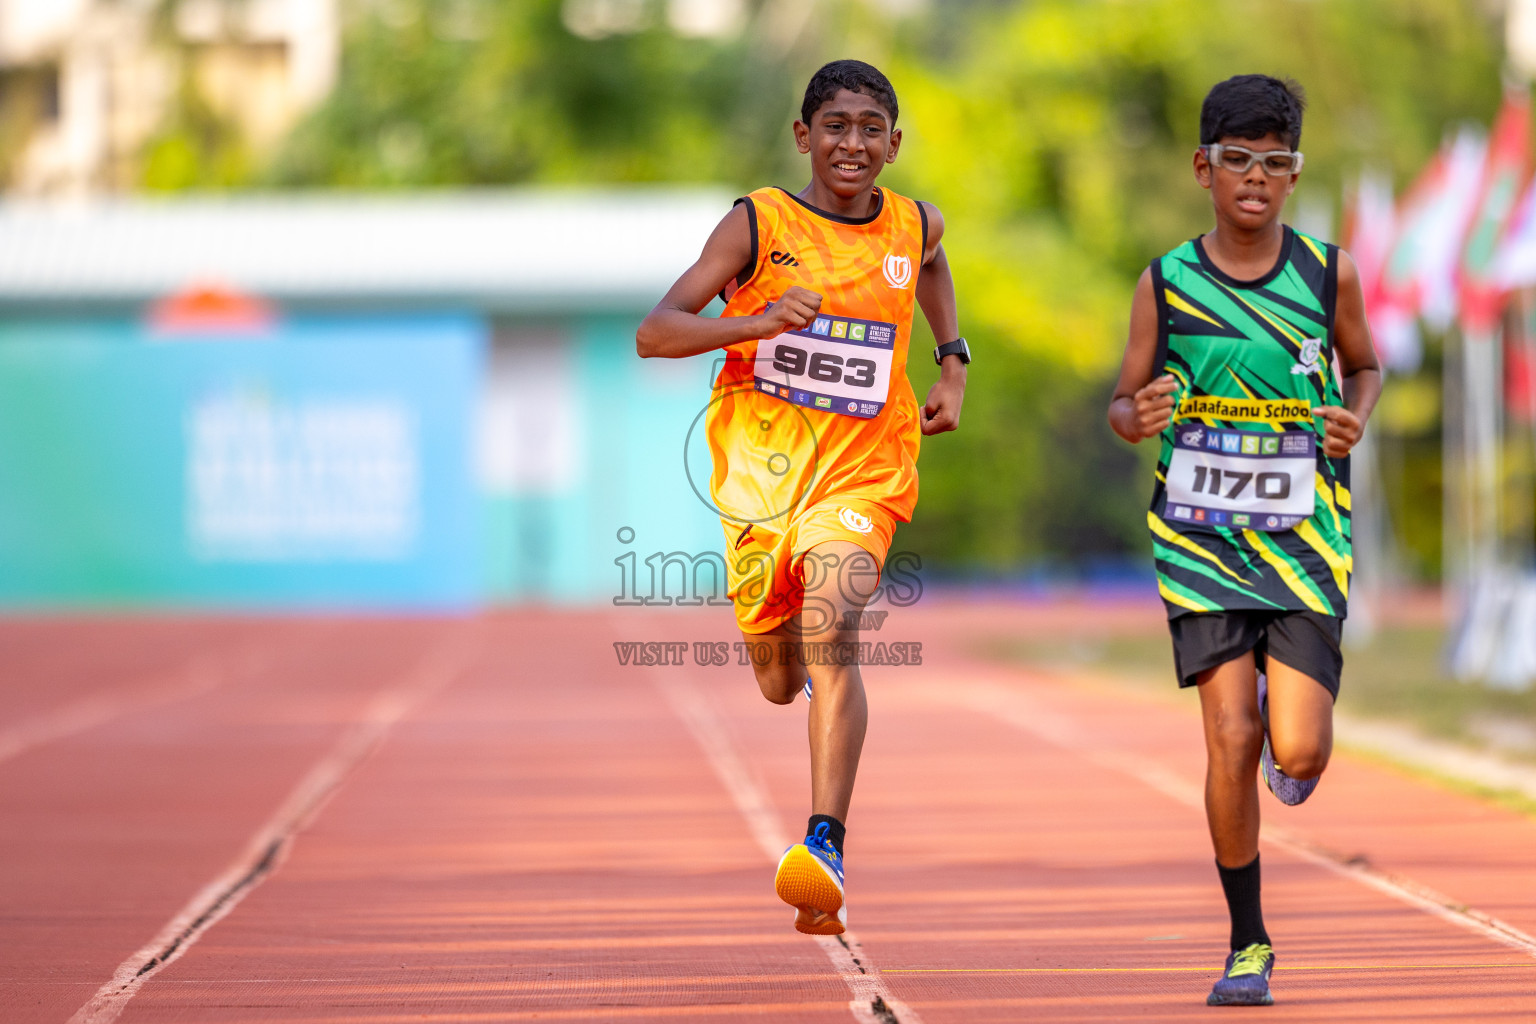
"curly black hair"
1200,75,1306,150
800,60,898,127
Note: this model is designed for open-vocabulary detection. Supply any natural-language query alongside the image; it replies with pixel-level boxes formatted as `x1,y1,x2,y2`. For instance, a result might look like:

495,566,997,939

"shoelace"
1227,944,1272,978
806,822,841,861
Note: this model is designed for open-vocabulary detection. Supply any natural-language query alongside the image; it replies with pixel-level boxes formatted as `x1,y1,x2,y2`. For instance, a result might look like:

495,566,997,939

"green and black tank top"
1148,226,1350,619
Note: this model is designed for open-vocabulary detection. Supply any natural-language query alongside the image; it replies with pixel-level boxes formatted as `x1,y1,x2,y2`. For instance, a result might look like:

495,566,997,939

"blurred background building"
0,0,338,196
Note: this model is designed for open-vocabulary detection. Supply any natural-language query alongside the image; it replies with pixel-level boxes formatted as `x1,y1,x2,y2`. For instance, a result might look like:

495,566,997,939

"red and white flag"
1346,169,1419,370
1378,129,1487,337
1459,91,1532,332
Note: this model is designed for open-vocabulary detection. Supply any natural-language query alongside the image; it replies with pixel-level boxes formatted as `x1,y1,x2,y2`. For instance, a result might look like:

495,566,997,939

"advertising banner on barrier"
0,314,483,609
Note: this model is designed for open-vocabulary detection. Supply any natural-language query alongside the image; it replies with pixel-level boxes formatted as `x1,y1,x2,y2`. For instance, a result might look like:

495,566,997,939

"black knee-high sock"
1217,855,1270,950
807,814,845,855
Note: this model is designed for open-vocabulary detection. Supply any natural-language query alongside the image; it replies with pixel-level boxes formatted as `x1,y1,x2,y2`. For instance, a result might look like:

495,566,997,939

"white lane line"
0,658,223,766
649,665,921,1024
1335,711,1536,803
930,677,1536,960
67,647,468,1024
1261,827,1536,958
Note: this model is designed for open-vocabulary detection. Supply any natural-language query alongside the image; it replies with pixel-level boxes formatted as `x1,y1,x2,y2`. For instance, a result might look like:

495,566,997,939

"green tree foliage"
196,0,1506,573
266,0,803,187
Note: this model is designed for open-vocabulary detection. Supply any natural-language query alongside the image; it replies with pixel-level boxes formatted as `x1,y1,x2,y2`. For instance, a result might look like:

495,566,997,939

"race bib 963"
753,311,896,419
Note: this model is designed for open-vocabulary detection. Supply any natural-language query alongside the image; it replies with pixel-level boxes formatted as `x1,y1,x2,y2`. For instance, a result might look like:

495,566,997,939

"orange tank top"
705,186,926,533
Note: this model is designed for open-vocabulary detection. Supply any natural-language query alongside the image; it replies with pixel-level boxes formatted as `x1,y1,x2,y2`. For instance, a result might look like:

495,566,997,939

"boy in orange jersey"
637,59,967,935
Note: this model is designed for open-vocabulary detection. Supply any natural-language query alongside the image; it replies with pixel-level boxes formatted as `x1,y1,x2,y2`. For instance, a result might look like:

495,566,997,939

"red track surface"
1,601,1533,1023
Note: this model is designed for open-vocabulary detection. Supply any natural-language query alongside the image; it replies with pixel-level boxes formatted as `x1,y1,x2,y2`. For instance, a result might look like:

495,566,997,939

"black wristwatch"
934,338,971,366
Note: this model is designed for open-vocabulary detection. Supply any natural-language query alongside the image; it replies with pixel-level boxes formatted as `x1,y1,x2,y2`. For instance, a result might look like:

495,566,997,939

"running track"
1,601,1533,1023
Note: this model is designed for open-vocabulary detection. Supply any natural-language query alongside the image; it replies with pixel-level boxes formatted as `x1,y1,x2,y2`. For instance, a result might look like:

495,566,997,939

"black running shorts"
1167,609,1343,698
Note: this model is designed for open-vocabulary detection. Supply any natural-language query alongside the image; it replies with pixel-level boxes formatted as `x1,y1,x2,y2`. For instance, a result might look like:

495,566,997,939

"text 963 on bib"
753,310,896,419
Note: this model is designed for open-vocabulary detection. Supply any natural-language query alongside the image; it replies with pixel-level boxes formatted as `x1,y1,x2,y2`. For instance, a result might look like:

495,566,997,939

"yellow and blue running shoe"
1258,673,1319,806
774,822,845,935
1206,942,1275,1006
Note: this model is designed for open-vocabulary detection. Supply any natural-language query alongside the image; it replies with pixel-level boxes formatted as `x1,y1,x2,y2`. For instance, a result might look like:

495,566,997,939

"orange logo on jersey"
882,253,913,289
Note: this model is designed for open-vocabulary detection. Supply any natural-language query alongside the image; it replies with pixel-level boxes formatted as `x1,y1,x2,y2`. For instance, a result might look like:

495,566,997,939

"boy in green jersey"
1108,75,1382,1007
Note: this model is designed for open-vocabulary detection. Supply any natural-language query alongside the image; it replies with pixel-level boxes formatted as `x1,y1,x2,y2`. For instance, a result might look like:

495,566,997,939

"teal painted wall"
0,315,483,609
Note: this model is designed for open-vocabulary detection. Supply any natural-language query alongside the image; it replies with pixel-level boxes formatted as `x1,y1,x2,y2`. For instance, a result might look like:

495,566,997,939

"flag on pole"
1379,129,1487,336
1505,315,1536,425
1493,180,1536,423
1493,173,1536,289
1346,169,1419,370
1459,90,1532,332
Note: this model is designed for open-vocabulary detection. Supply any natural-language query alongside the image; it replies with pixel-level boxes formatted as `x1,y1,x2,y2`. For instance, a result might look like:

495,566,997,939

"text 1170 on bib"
1163,424,1317,532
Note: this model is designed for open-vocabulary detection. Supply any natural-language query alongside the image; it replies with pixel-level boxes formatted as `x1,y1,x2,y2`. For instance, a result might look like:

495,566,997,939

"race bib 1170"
752,311,895,419
1163,423,1316,532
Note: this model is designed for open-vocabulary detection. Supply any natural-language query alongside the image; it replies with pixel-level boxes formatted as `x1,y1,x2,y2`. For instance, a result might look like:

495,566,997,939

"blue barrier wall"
0,315,483,609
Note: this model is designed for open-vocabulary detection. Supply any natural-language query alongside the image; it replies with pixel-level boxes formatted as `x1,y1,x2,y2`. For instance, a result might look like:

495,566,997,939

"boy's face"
793,89,901,200
1193,131,1299,231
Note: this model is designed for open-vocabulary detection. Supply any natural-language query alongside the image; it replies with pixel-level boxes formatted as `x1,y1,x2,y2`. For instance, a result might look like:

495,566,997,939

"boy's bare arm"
1315,251,1383,458
636,203,821,359
916,202,965,435
1109,268,1176,444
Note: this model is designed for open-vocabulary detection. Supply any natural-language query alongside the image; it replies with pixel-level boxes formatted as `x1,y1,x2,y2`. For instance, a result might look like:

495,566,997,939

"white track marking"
1335,711,1536,802
1260,825,1536,957
0,658,223,766
649,665,922,1024
67,648,468,1024
931,678,1536,960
